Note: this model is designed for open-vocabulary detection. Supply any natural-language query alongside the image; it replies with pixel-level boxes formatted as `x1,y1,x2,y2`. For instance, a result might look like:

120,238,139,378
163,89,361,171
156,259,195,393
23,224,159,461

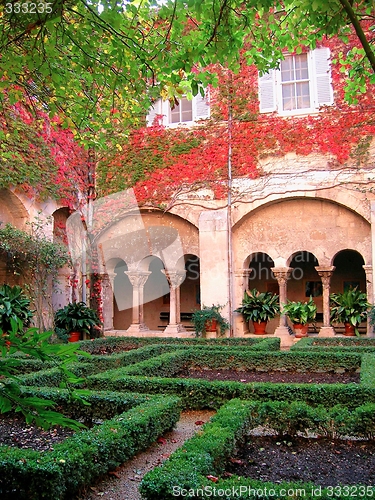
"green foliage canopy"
1,0,374,146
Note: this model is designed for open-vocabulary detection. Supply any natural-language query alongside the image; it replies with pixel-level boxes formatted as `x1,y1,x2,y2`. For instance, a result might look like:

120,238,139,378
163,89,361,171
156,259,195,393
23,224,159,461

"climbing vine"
0,97,89,209
0,220,71,330
96,33,375,206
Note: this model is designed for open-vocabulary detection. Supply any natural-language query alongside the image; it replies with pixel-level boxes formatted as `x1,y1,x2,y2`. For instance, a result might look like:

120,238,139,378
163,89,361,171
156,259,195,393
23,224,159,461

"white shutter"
313,47,334,107
146,99,162,126
193,91,210,120
258,70,276,113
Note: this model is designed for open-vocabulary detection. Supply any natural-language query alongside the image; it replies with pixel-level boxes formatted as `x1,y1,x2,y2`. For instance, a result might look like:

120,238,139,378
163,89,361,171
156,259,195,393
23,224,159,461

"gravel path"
76,410,215,500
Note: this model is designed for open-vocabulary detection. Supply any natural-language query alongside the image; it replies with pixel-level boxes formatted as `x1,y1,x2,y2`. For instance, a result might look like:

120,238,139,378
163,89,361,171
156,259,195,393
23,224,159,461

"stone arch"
0,189,29,286
52,207,70,245
331,249,366,295
96,210,199,274
0,188,28,229
246,252,276,292
233,188,372,226
287,251,322,312
233,197,371,270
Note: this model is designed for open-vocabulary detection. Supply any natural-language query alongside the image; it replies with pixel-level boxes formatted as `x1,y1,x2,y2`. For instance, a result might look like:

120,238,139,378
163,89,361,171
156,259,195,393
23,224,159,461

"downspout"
82,147,95,305
227,89,234,336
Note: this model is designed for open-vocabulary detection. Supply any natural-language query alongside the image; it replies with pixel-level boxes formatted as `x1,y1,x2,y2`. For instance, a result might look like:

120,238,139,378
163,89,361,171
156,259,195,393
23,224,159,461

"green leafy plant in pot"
54,302,102,342
330,287,369,336
235,288,280,334
191,304,230,337
0,284,34,332
282,297,317,337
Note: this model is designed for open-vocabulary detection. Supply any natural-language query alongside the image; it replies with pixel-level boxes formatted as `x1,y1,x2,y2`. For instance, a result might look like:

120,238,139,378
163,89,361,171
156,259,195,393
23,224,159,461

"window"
170,97,193,123
147,92,210,126
280,53,310,111
259,47,333,115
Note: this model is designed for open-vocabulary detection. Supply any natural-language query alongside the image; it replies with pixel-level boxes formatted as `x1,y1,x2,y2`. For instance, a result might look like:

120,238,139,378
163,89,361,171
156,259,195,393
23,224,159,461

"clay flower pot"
252,321,267,335
344,322,356,336
68,331,81,343
294,323,309,338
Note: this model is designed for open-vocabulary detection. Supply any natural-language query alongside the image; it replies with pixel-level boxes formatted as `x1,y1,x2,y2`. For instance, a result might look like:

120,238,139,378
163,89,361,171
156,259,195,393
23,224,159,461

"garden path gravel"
75,409,216,500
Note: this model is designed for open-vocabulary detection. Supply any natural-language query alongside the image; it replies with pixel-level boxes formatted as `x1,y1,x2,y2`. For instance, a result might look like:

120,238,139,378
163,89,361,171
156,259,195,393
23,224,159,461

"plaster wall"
234,198,371,269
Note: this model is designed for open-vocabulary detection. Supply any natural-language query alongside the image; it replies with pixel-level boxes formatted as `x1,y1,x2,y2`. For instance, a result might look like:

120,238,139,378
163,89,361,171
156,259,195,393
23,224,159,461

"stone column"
363,265,374,337
315,266,336,337
101,272,116,331
162,269,187,334
125,271,151,333
234,269,251,336
271,267,293,348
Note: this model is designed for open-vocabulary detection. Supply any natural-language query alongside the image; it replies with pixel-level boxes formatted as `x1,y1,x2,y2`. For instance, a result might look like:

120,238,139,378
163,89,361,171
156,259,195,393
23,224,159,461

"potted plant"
282,297,317,337
54,302,102,342
330,287,370,336
0,284,34,332
191,304,230,338
235,288,280,334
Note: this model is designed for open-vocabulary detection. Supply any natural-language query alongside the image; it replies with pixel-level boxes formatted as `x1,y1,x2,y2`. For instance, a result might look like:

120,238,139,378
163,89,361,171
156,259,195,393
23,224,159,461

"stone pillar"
315,266,336,337
199,210,230,320
125,271,151,333
363,265,374,337
162,269,187,334
101,272,116,331
234,269,251,336
271,267,293,348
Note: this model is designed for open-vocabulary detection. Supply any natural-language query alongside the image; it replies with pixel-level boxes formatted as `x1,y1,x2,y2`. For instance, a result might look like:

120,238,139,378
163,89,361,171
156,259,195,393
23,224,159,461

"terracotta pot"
294,323,309,338
252,321,267,335
344,322,356,336
205,319,217,333
68,331,81,342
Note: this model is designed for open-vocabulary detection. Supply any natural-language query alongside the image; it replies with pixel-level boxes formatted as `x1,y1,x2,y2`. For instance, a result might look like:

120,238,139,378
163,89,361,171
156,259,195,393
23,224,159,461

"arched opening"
113,260,132,330
53,207,70,246
181,254,200,318
288,251,321,314
331,250,366,294
143,256,169,330
248,252,276,293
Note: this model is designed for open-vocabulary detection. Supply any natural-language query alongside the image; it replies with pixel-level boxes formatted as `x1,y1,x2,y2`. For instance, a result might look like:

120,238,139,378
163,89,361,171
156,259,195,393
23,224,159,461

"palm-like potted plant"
191,304,230,338
235,288,280,334
0,284,34,332
54,302,102,342
282,297,317,337
330,287,369,336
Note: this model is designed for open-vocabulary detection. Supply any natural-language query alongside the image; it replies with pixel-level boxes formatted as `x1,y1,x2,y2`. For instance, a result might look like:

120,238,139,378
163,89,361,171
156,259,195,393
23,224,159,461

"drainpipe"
82,147,95,305
227,92,234,336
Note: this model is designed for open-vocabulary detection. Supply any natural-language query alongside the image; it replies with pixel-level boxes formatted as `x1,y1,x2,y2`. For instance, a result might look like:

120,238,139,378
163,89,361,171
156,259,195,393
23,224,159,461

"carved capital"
271,267,292,286
125,271,151,288
315,266,335,287
161,269,186,288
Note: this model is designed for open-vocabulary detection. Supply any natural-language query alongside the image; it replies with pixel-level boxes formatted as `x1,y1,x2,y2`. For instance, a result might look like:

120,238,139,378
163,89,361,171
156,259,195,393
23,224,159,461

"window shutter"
258,70,276,112
313,47,334,107
193,92,210,119
147,99,162,126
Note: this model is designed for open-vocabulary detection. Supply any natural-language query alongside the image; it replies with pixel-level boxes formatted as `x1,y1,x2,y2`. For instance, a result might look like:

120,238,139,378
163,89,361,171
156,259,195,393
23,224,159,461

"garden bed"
140,399,375,500
227,434,375,486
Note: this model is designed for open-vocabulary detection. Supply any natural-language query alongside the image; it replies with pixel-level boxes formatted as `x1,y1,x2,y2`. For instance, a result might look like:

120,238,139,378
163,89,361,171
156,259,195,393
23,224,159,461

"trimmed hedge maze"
0,389,181,499
9,336,375,499
140,399,375,499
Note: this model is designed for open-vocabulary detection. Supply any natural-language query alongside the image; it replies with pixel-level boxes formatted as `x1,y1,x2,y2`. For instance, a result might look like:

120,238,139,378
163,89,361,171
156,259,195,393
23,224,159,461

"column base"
273,326,294,348
126,323,150,334
318,326,336,337
163,323,187,334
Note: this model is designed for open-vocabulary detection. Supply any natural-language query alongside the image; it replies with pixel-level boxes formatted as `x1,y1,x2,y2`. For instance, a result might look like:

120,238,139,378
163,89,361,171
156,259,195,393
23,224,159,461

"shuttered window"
259,47,333,115
147,91,210,127
170,97,193,123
